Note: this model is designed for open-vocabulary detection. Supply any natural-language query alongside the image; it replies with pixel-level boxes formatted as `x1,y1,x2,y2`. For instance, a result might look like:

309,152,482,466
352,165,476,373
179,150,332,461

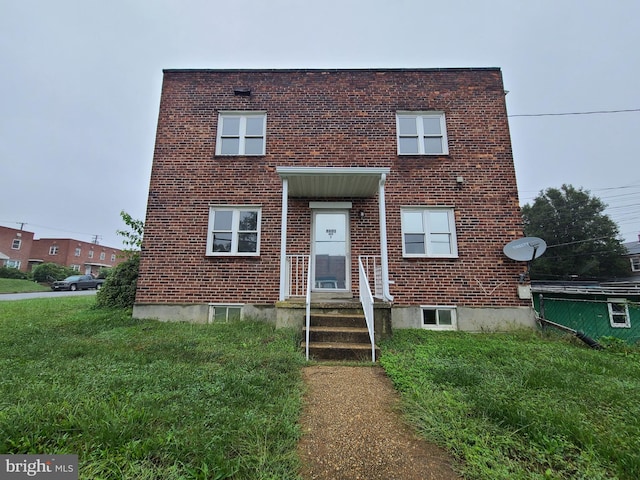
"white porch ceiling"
276,167,390,198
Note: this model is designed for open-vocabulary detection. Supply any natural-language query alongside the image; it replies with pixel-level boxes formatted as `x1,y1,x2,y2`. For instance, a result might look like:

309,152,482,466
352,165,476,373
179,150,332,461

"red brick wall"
0,226,34,272
137,69,526,307
30,239,125,274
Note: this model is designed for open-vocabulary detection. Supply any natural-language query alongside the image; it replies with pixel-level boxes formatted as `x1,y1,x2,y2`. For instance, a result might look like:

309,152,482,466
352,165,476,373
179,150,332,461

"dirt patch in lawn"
298,365,462,480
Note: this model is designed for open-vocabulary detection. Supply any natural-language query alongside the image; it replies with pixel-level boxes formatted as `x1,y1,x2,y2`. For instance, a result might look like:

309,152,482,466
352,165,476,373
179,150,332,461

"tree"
96,211,143,309
521,184,629,280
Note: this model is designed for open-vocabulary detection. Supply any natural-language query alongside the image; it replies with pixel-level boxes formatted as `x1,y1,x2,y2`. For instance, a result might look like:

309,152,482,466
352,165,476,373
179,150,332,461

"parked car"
51,275,105,291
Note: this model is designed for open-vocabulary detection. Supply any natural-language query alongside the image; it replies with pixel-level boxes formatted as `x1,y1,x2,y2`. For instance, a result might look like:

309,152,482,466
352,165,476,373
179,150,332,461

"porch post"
278,178,289,301
378,174,394,301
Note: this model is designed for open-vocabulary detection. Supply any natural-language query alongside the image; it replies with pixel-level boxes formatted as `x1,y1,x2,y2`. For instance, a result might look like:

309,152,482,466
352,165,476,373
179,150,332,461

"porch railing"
304,255,312,361
285,254,310,298
359,255,383,299
358,256,376,363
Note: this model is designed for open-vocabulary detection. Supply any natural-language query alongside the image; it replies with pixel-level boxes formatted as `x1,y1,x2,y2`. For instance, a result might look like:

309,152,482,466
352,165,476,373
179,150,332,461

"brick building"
0,226,35,271
0,225,124,275
30,238,124,276
134,68,534,332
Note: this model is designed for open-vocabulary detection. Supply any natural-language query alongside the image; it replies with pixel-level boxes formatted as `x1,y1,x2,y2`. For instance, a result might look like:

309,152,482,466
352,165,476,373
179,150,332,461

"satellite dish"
503,237,547,262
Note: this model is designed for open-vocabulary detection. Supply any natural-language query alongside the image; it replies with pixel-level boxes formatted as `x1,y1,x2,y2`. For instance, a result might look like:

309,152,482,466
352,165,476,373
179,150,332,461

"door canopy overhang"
276,167,390,197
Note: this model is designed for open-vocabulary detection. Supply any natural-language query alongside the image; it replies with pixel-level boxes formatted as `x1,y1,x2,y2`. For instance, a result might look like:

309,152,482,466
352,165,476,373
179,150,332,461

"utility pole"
92,235,102,245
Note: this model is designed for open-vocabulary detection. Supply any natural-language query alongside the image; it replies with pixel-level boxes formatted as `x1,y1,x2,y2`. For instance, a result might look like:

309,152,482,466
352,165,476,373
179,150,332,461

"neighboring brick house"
134,68,534,332
29,238,124,275
0,226,34,271
0,225,125,275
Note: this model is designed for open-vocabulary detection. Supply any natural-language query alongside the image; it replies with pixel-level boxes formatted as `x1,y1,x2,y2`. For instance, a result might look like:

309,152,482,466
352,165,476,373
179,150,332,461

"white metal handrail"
305,255,312,361
358,256,376,363
359,255,383,299
285,254,310,298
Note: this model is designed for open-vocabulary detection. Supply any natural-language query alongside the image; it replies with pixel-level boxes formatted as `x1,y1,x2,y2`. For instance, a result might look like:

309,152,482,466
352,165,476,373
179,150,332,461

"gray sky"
1,0,639,249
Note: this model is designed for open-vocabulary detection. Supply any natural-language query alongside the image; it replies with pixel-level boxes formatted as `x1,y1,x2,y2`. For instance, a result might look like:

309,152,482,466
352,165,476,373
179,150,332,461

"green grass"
380,329,640,480
0,278,50,293
0,297,306,479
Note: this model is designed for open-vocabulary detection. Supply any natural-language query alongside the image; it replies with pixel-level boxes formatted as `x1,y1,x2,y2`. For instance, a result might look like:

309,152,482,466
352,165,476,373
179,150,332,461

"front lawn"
0,296,305,479
0,278,49,293
380,329,640,480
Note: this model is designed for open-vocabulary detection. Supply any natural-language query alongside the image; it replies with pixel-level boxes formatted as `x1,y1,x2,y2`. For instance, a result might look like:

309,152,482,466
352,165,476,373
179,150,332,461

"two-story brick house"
133,68,534,334
29,238,124,276
0,226,35,271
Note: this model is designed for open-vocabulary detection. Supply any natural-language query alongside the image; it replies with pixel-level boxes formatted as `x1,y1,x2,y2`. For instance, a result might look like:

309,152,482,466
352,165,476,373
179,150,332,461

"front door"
312,211,349,292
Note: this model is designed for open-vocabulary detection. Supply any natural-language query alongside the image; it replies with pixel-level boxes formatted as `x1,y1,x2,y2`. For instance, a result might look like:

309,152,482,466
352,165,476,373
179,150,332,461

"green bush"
97,267,111,279
96,255,139,309
31,263,77,283
0,267,28,280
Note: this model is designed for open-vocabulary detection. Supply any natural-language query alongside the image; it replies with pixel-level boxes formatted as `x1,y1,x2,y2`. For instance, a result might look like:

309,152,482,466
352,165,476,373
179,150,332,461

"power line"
509,108,640,118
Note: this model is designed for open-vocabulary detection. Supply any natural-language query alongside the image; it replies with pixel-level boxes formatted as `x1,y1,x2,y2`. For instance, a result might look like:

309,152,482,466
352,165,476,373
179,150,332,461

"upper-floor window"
11,239,21,250
88,250,94,259
75,247,81,257
396,112,448,155
100,252,106,260
111,254,116,262
608,298,630,328
401,207,458,258
206,206,261,256
631,257,640,272
49,245,59,255
216,112,266,156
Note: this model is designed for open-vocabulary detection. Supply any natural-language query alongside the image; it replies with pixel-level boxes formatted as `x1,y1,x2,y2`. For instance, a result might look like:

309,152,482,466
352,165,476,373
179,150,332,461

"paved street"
0,290,97,301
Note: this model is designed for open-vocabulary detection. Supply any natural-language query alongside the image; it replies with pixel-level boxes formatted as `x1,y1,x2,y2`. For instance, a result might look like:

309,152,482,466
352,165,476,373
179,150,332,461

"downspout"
278,178,289,301
378,174,394,302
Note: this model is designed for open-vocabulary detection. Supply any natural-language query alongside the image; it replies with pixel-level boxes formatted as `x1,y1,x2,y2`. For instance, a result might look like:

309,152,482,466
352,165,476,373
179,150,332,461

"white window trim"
631,257,640,272
215,111,267,156
11,239,21,250
396,111,449,155
208,304,243,323
607,298,631,328
49,246,58,255
206,205,262,256
421,305,457,331
401,207,458,258
75,247,81,257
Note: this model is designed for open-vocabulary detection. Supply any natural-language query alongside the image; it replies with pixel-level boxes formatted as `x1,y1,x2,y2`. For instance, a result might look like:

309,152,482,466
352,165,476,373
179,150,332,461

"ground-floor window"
208,304,243,323
607,298,630,328
421,306,457,330
4,259,21,269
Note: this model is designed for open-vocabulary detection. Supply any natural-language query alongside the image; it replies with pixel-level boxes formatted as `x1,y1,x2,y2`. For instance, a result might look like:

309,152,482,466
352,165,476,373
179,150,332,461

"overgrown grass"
0,278,49,293
380,329,640,480
0,297,306,479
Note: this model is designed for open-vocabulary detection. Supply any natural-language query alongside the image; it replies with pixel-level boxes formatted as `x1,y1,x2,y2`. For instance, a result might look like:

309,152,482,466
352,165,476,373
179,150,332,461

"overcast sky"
1,0,639,249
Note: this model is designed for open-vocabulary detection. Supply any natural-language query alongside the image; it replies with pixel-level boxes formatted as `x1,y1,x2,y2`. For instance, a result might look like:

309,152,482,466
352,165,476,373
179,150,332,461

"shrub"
32,263,77,283
0,267,28,280
96,255,139,309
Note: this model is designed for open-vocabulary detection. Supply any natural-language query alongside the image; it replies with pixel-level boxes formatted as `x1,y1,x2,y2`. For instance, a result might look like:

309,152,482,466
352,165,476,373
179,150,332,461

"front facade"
29,238,124,275
134,68,534,331
0,226,35,271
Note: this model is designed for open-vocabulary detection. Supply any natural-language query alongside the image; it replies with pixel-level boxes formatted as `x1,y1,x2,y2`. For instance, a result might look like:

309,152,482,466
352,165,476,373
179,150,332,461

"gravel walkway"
298,366,462,480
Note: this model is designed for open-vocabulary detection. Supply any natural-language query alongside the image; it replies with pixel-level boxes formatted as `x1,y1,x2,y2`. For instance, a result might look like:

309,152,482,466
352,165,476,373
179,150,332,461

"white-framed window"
5,259,21,269
99,252,105,260
216,112,266,156
11,239,21,250
401,207,458,257
631,257,640,272
88,250,94,259
607,298,631,328
421,306,457,331
111,254,116,262
396,112,449,155
74,247,81,257
206,206,261,256
49,245,59,255
71,264,80,271
208,304,243,323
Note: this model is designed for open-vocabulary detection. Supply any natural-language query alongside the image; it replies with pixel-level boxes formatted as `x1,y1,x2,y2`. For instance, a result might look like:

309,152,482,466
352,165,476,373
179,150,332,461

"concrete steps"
302,313,378,361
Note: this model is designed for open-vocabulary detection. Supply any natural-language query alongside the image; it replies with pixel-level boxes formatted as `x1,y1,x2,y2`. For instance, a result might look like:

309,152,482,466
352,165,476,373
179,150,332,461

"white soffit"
276,167,390,198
